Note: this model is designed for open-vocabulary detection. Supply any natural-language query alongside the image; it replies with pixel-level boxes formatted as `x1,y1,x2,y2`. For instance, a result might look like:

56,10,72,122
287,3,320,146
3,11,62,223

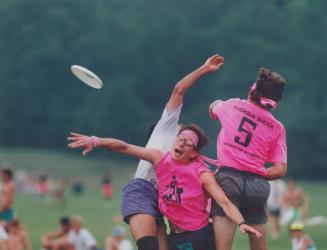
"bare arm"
166,54,224,112
265,163,287,180
67,132,163,165
41,230,63,246
22,231,32,250
200,172,262,237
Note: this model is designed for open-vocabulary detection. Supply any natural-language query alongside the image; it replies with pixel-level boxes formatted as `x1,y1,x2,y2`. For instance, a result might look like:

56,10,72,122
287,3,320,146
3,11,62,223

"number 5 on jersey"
234,117,257,147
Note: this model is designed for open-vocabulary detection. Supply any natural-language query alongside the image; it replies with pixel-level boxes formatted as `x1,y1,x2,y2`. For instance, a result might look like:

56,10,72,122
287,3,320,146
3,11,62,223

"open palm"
204,54,224,72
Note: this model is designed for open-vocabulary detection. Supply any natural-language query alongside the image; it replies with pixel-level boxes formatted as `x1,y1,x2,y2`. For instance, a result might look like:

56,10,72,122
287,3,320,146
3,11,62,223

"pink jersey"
156,153,210,231
212,98,287,176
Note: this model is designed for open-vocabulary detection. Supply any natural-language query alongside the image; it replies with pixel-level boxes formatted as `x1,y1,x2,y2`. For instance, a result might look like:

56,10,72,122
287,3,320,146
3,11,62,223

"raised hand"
204,54,224,72
239,224,263,238
67,132,94,156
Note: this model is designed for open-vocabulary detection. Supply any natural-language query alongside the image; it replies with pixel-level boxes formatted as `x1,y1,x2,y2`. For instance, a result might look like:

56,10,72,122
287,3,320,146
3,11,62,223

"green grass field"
1,148,326,249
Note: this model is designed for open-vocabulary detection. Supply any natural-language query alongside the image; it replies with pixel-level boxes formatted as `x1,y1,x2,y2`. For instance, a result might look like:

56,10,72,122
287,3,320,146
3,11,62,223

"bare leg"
268,214,280,239
248,224,267,250
213,216,237,250
157,225,168,250
129,214,157,241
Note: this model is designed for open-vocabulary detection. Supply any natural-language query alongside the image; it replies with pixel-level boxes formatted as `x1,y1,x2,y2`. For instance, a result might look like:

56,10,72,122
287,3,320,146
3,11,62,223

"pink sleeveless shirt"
156,152,210,231
212,98,287,176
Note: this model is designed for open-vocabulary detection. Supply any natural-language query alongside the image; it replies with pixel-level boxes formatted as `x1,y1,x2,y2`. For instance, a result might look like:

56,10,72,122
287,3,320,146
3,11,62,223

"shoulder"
210,98,239,119
151,105,181,134
212,98,239,107
20,229,29,238
160,105,182,124
155,151,170,167
216,98,242,110
194,161,210,176
268,113,285,131
80,228,91,235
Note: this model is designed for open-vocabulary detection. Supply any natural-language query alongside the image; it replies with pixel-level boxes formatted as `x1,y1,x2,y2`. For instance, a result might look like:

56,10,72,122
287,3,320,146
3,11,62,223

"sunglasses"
176,135,194,147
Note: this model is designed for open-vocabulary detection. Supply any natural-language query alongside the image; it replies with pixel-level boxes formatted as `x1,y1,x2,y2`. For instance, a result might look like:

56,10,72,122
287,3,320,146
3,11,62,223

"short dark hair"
1,168,13,179
179,124,209,152
59,216,70,226
250,67,286,110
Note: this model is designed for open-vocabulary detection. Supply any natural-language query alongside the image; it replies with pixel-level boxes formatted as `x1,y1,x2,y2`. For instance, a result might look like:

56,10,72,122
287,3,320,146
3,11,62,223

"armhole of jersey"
154,152,169,168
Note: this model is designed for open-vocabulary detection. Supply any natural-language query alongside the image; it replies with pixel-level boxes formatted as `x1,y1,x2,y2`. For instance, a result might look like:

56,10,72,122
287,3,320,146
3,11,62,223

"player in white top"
66,215,97,250
73,55,224,250
105,225,133,250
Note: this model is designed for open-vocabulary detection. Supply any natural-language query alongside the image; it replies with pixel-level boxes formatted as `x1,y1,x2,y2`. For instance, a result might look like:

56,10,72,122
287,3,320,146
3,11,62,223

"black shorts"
211,167,270,224
268,208,281,217
168,223,215,250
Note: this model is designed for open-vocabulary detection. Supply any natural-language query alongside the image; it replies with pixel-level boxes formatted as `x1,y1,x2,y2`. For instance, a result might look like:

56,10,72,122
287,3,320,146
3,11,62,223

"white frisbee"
71,65,103,89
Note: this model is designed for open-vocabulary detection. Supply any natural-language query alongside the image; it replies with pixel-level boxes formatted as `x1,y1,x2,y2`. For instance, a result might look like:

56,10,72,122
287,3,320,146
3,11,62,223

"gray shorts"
211,167,270,224
121,178,165,226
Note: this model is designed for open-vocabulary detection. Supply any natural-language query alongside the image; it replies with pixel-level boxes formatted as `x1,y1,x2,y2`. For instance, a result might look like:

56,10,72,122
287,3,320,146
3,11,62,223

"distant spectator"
5,219,32,250
289,221,317,250
66,215,97,250
102,174,113,201
71,180,85,196
105,226,133,250
0,168,16,222
37,175,50,198
41,216,73,250
267,179,286,239
281,179,309,225
51,179,69,208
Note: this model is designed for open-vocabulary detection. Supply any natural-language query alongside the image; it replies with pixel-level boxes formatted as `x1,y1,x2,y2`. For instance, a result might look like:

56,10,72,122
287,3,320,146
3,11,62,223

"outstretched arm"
166,54,224,112
67,132,163,165
41,230,63,248
200,172,262,237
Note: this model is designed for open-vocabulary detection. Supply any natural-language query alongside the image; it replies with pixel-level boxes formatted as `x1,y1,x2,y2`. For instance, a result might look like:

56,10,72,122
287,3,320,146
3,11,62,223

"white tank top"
134,105,182,188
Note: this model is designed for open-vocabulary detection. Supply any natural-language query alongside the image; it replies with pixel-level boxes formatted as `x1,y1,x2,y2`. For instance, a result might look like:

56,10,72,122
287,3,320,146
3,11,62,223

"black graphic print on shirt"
162,174,183,206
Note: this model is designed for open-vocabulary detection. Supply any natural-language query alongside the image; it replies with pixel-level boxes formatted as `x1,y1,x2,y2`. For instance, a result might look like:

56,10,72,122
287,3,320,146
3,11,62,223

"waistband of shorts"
169,222,211,235
219,166,264,179
124,178,157,191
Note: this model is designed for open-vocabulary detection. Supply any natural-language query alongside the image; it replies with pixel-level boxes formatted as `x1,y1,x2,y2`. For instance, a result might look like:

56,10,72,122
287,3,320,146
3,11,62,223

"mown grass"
1,148,326,249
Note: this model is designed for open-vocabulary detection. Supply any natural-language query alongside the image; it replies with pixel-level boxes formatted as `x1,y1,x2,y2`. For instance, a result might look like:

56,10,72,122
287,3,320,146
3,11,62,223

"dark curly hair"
179,124,210,152
1,168,13,179
249,68,286,110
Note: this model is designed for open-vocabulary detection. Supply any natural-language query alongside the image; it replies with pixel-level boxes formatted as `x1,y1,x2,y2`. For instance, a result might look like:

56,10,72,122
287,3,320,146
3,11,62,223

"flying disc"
71,65,103,89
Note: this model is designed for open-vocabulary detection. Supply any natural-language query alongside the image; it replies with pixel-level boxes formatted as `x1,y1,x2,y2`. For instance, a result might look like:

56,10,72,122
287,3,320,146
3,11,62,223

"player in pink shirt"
68,54,226,250
209,67,287,250
68,127,262,250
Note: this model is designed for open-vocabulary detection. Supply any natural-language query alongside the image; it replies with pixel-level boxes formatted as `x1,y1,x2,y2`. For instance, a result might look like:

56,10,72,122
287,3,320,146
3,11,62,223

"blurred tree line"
0,0,326,179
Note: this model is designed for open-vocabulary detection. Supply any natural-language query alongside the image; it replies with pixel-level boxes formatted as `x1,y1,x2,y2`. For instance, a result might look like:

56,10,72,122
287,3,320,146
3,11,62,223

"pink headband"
250,82,277,109
179,130,222,167
179,130,199,147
